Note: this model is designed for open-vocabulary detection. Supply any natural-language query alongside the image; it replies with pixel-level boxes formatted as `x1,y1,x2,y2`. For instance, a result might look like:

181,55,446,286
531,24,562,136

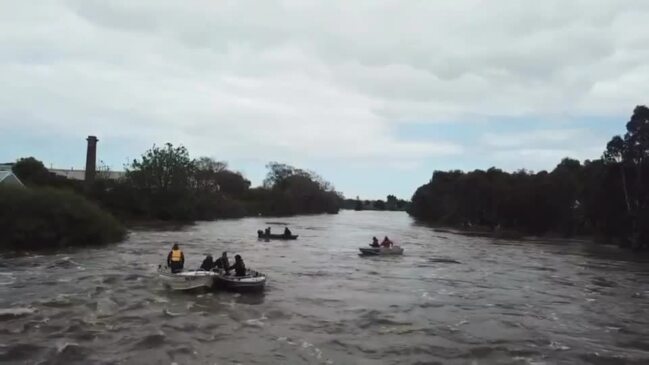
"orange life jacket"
170,249,183,262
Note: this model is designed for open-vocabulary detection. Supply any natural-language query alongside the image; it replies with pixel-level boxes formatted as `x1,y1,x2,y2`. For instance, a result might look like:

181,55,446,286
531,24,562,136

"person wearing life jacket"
381,236,393,248
167,243,185,273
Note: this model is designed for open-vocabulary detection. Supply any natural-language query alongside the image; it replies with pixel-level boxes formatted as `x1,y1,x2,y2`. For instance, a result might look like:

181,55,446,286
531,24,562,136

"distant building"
3,136,126,184
0,163,14,171
0,171,24,187
49,168,125,181
49,136,125,182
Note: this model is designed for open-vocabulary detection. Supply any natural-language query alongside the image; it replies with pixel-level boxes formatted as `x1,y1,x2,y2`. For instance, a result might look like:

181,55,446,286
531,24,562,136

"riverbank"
428,225,598,245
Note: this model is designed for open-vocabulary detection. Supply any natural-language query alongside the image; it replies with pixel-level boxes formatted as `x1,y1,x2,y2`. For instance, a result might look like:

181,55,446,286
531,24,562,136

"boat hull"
359,246,404,256
258,233,299,240
214,270,267,292
157,266,217,291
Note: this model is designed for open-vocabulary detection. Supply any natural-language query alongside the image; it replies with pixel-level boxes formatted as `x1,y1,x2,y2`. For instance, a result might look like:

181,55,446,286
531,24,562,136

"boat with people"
257,226,298,240
358,246,404,256
359,236,404,256
214,269,267,292
158,245,267,292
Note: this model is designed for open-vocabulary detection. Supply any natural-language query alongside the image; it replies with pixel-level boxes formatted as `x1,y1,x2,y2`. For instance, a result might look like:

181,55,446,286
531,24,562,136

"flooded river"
2,211,649,364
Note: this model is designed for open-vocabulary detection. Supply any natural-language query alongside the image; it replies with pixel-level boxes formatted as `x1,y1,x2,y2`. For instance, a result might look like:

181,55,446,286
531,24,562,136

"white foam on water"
163,308,183,317
57,341,80,353
549,341,570,351
0,272,16,285
0,306,37,317
244,318,264,327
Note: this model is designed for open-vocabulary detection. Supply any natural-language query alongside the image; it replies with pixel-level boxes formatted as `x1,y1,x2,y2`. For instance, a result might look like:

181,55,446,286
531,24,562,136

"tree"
354,196,363,211
604,106,649,247
193,157,227,194
126,143,194,194
12,157,54,186
386,195,398,210
124,143,195,220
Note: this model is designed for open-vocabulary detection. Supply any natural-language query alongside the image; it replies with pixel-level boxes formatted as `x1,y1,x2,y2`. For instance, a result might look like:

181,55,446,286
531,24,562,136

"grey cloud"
1,0,647,170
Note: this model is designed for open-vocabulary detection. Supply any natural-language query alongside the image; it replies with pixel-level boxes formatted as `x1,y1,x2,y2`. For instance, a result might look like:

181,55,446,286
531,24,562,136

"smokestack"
85,136,98,184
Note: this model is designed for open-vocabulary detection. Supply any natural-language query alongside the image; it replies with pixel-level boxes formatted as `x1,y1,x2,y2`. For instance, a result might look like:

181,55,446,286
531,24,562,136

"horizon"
1,1,646,200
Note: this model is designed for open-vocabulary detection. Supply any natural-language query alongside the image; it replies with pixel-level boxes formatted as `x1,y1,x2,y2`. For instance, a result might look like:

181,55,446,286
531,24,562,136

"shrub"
0,186,126,250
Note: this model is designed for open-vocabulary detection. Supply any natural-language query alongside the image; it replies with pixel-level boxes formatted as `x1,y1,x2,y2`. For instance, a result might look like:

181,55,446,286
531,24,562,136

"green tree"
124,143,195,220
126,143,194,194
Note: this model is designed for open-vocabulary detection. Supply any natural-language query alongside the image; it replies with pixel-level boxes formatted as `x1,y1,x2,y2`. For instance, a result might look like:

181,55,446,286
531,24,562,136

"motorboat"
214,270,267,292
358,246,404,256
157,264,219,291
257,231,298,240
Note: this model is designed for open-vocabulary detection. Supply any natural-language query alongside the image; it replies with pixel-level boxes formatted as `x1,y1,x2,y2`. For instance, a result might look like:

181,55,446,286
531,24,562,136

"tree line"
12,143,343,223
409,106,649,249
343,195,409,211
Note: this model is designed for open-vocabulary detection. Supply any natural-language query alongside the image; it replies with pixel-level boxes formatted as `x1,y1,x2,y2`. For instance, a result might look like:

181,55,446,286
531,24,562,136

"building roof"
0,171,24,187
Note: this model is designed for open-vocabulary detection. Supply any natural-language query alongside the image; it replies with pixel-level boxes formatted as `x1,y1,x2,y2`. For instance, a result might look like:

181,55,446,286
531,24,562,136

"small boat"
358,246,404,256
257,232,299,240
214,270,267,292
157,265,218,291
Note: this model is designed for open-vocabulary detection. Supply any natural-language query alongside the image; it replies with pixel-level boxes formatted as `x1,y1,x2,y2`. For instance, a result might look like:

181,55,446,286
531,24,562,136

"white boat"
157,265,219,291
358,246,404,256
214,270,267,292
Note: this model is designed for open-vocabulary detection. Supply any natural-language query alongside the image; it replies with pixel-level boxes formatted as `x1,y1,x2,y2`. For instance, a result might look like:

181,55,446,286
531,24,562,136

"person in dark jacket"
370,236,379,247
199,255,214,271
284,227,292,236
167,243,184,273
381,236,394,248
227,255,247,277
214,252,230,272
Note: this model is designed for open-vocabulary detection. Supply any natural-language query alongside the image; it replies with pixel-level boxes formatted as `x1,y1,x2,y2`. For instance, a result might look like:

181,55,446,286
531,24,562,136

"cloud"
481,129,585,148
0,0,647,178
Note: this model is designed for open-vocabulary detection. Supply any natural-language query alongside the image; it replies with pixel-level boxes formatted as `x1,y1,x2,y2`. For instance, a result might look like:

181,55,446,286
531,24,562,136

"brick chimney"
85,136,98,184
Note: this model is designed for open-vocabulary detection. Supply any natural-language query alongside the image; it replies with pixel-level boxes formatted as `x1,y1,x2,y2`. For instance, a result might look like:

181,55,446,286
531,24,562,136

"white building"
48,168,125,181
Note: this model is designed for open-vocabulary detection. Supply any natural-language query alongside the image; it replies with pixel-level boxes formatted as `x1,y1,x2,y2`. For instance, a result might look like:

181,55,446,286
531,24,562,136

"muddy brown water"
1,211,649,364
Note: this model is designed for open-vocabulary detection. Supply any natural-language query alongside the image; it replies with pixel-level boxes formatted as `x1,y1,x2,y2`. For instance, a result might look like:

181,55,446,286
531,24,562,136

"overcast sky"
1,1,648,199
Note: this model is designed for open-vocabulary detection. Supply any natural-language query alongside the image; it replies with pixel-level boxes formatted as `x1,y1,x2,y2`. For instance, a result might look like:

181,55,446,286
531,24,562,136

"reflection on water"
2,211,649,364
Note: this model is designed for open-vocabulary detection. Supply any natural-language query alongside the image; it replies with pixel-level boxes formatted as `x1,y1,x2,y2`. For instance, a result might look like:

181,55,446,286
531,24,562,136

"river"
1,210,649,364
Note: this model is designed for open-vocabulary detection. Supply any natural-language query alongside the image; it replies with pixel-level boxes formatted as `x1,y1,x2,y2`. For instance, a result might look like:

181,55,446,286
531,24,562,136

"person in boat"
227,255,247,277
167,243,185,273
370,236,380,247
283,227,292,236
381,236,393,248
265,227,271,236
199,255,214,271
214,252,230,272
